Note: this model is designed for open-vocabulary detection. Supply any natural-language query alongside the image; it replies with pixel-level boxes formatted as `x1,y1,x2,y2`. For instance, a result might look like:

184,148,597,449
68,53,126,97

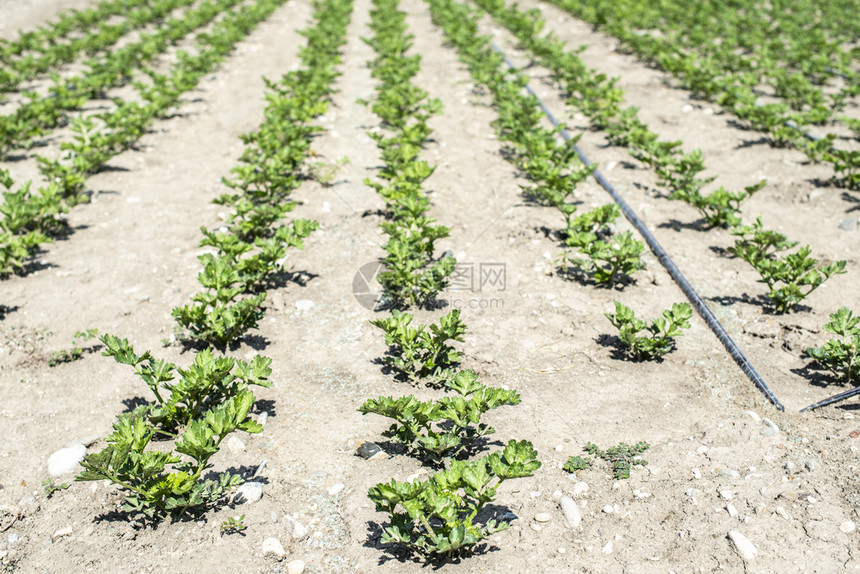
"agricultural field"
0,0,859,571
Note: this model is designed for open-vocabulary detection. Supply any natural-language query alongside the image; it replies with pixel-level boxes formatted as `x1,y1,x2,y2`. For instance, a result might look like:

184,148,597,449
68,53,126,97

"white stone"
728,530,758,561
51,526,72,541
602,505,614,514
573,482,589,497
258,412,268,426
720,490,733,501
48,444,86,477
696,445,709,454
286,560,305,574
262,537,286,558
284,516,309,540
840,521,856,534
226,436,246,453
234,482,263,504
559,496,581,528
328,482,345,496
295,300,315,312
727,503,739,518
534,512,551,523
602,541,613,554
746,411,761,422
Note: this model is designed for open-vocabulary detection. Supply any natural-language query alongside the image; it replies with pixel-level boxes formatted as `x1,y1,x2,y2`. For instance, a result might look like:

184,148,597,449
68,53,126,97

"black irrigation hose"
492,44,786,412
800,385,860,412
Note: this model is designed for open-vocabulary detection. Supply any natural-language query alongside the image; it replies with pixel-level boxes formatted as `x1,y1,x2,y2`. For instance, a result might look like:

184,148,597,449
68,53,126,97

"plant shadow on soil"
373,436,505,470
363,508,505,569
790,363,848,389
596,332,668,362
841,191,860,213
657,218,711,233
706,292,812,315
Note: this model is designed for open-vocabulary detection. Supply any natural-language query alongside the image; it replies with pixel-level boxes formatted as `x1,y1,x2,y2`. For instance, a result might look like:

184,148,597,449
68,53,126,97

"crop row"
0,0,199,95
0,0,287,279
72,0,354,520
0,0,247,156
544,0,860,188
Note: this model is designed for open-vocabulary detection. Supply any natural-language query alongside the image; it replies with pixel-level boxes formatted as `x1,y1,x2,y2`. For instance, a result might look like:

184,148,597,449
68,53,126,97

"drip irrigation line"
491,43,786,412
800,385,860,412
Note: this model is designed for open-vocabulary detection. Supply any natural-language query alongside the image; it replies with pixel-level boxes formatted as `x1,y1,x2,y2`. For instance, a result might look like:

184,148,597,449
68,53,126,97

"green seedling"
42,478,70,498
806,307,860,384
562,230,646,286
605,301,692,360
670,180,766,228
581,441,650,480
48,328,100,367
371,309,466,385
221,514,247,534
730,217,846,313
359,369,520,464
368,439,541,557
562,455,593,473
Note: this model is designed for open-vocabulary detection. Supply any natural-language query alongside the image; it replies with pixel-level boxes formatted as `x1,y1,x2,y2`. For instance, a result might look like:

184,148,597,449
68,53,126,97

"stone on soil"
48,444,87,477
262,537,286,558
728,530,758,561
234,482,263,504
559,496,581,528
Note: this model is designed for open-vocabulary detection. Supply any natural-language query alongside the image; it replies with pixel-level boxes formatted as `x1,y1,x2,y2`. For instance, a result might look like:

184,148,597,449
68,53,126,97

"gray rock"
785,461,798,474
258,412,269,426
720,469,741,479
262,537,286,558
48,444,87,477
728,530,758,561
234,482,263,504
760,419,779,437
558,496,581,528
356,442,382,459
804,460,816,472
839,218,856,232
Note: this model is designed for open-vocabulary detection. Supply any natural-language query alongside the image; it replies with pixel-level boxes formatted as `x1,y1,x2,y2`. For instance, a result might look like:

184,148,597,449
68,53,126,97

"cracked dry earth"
1,0,859,572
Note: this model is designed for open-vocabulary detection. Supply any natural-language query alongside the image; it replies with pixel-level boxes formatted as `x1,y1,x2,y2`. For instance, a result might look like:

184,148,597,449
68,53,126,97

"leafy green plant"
729,217,846,313
562,455,592,473
310,156,350,186
221,514,247,534
368,439,541,557
48,328,100,367
76,392,260,519
359,369,520,464
582,441,649,480
562,230,646,286
99,334,272,433
805,307,860,384
371,309,465,384
605,301,692,360
670,180,766,228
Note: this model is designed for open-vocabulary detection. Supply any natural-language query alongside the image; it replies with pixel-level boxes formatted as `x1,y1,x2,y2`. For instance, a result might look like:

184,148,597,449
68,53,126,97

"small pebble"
559,496,582,528
552,490,563,501
755,504,767,515
728,530,758,561
286,560,305,574
356,442,382,459
720,469,740,478
7,534,18,544
48,444,87,477
226,436,246,454
602,541,613,554
720,490,733,501
696,445,709,454
727,503,739,518
804,461,816,472
295,300,315,312
534,512,551,523
51,527,72,542
784,461,797,474
258,412,269,426
602,505,614,514
839,218,857,232
691,468,702,479
776,506,791,521
840,521,856,534
573,482,589,497
746,411,761,423
328,483,345,496
283,516,309,540
262,537,286,559
686,488,701,498
234,482,263,504
530,523,542,532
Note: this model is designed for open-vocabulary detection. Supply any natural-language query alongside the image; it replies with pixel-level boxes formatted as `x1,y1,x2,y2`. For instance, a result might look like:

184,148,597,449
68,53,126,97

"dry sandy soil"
1,0,859,572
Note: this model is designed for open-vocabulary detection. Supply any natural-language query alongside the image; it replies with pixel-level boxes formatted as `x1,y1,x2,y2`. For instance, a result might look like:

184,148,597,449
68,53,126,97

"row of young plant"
0,0,283,279
0,0,142,67
543,0,860,189
0,0,199,95
475,0,847,317
71,0,354,521
0,0,244,157
358,0,540,559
